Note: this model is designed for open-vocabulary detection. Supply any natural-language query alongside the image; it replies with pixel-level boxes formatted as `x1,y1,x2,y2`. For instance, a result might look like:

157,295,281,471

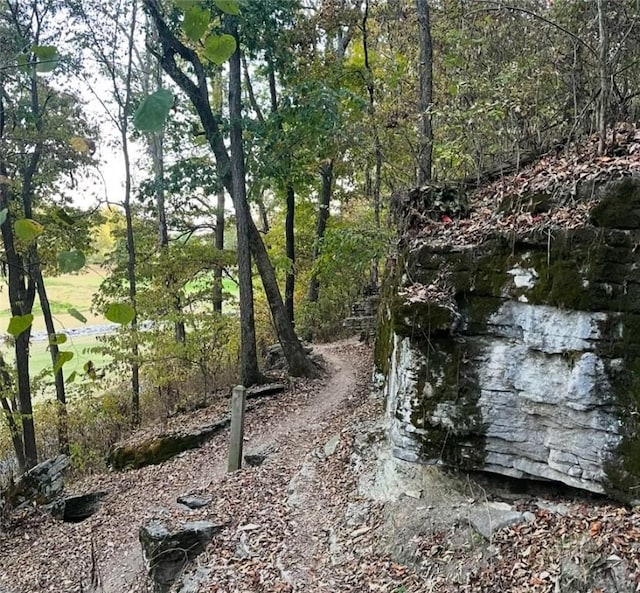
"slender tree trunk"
0,60,40,469
362,0,382,286
228,19,262,386
147,27,186,344
146,0,318,377
597,0,609,156
265,59,296,324
308,160,334,303
285,184,295,324
213,188,225,314
122,0,141,427
416,0,434,184
34,268,68,455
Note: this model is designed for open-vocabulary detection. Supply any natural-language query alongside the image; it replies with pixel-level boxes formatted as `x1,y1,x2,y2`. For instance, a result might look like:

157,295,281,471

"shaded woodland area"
0,0,639,490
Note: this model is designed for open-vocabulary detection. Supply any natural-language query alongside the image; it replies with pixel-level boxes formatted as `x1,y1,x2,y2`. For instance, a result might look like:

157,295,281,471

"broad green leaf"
57,250,86,273
184,6,210,41
105,302,135,325
15,218,43,243
214,0,241,15
68,308,88,324
202,34,236,65
32,45,59,73
0,209,7,225
48,333,67,346
7,314,34,337
67,371,77,384
53,351,73,375
133,89,174,132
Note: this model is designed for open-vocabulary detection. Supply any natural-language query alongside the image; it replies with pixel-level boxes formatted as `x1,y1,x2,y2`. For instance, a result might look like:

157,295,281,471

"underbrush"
0,315,248,479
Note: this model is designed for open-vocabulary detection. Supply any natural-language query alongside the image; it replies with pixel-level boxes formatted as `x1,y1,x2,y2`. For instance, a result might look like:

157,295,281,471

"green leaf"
0,209,7,226
48,333,67,346
202,34,236,65
57,250,86,273
7,314,34,338
67,371,77,384
133,89,174,132
184,6,210,41
32,45,59,73
105,302,135,325
68,308,88,324
14,218,43,243
213,0,241,15
53,351,73,375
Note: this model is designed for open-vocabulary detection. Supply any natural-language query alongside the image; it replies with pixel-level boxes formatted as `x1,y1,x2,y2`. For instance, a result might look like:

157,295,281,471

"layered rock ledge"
376,177,640,501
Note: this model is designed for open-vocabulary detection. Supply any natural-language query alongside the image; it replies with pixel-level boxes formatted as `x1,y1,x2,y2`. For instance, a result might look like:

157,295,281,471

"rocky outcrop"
7,455,69,507
108,418,231,470
377,177,640,501
139,520,221,593
343,289,380,343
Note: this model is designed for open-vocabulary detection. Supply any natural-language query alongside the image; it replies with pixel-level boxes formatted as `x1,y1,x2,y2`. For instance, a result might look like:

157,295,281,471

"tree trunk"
213,188,225,314
228,19,262,386
33,267,68,455
145,0,318,378
597,0,609,156
416,0,434,184
122,0,141,427
0,73,39,469
285,183,295,324
308,160,334,304
362,0,381,286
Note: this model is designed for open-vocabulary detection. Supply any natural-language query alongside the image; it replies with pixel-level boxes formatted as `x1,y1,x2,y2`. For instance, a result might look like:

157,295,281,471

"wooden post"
227,385,246,472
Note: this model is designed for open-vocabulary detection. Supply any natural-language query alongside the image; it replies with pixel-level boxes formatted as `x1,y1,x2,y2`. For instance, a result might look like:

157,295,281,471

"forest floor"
2,338,640,593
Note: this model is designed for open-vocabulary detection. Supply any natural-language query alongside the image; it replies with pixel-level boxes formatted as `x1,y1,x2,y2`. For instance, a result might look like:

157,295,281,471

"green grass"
26,334,110,380
0,267,240,386
0,267,106,332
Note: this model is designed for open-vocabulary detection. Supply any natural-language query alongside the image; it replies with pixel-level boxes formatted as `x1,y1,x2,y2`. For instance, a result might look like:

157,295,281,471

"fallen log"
107,417,231,471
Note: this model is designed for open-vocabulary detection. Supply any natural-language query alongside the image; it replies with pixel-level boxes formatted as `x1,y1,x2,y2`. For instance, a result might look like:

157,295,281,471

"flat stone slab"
468,502,532,540
176,494,213,509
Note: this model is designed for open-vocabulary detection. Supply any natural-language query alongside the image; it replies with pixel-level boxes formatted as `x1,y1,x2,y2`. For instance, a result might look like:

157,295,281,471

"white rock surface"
385,301,625,494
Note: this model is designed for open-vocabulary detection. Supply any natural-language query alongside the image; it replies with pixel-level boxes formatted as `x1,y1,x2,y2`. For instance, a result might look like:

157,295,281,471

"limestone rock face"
377,178,640,501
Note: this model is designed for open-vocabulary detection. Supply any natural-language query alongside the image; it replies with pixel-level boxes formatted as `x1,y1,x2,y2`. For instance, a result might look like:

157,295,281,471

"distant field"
0,268,239,380
0,267,106,332
0,268,107,380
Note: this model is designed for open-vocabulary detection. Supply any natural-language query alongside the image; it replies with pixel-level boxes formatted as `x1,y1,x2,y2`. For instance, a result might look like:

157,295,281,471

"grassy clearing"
0,268,239,380
0,267,107,332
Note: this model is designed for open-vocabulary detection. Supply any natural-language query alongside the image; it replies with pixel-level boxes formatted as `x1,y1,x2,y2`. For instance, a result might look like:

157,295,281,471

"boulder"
467,502,533,540
139,520,222,593
61,491,109,522
8,455,69,507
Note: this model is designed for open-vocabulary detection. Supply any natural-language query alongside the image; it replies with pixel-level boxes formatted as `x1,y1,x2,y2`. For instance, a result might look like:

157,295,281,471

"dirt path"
101,339,362,593
0,338,373,593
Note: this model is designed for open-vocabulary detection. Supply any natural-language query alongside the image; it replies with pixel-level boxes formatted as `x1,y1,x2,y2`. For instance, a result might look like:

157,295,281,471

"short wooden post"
227,385,246,472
